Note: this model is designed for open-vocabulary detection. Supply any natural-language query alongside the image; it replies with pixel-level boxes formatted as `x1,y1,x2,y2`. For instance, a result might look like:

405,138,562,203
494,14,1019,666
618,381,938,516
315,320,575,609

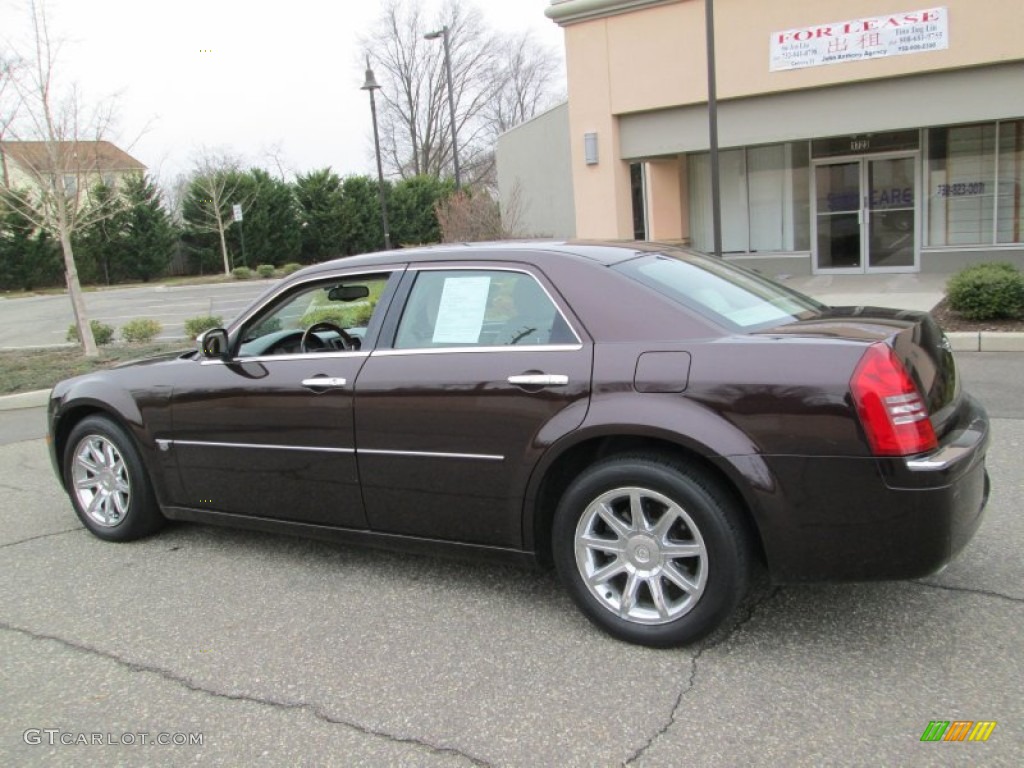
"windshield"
614,251,825,331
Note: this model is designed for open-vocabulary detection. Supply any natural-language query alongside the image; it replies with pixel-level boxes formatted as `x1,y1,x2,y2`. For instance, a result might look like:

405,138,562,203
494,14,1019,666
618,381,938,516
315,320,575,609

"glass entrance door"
867,156,916,269
815,161,862,270
814,154,918,273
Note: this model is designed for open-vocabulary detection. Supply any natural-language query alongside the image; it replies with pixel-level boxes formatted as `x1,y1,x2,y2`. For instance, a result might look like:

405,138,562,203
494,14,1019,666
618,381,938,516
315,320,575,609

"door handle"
301,376,347,389
507,374,569,387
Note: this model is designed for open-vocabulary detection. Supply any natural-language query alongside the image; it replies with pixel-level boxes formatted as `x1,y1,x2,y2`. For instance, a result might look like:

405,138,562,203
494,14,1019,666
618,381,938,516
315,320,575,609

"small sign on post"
232,204,243,222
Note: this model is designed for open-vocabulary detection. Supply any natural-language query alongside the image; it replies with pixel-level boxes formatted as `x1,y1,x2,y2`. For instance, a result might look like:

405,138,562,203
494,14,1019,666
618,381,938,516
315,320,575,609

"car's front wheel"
552,455,751,647
63,415,164,541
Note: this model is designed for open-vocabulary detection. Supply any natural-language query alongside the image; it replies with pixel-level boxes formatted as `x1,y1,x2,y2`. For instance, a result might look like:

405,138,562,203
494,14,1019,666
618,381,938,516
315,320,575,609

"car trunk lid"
754,306,960,439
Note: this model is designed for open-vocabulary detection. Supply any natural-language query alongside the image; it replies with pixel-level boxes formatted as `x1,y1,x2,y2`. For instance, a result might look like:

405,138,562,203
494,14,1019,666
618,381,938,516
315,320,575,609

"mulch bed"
929,296,1024,333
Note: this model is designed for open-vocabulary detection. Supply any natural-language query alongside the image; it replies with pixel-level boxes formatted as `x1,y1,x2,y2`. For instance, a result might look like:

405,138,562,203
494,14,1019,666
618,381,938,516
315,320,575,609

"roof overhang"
618,61,1024,159
545,0,681,26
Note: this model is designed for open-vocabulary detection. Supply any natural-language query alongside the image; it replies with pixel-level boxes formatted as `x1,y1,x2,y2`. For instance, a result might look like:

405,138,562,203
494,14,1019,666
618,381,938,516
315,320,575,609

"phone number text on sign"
770,8,948,72
937,182,986,197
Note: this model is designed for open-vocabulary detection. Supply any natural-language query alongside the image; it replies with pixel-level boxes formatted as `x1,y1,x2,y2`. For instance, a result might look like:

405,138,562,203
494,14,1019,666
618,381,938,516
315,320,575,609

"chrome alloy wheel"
71,434,132,528
574,486,708,625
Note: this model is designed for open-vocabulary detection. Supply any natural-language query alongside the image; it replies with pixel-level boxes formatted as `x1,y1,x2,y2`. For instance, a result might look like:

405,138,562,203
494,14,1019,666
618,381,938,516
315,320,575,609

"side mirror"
198,328,229,359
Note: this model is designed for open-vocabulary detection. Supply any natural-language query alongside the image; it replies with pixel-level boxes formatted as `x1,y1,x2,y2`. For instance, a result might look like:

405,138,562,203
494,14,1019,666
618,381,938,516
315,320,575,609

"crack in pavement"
0,528,82,549
619,575,1017,765
621,586,783,766
621,642,704,767
0,620,493,767
0,482,35,493
910,579,1024,605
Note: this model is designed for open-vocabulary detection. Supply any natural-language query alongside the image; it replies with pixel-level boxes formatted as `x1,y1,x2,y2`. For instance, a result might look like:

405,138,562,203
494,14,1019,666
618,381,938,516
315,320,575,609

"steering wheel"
300,321,355,353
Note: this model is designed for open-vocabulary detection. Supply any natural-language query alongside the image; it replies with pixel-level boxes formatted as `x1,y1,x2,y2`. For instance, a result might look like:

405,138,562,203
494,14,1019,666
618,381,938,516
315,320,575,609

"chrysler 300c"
48,242,990,647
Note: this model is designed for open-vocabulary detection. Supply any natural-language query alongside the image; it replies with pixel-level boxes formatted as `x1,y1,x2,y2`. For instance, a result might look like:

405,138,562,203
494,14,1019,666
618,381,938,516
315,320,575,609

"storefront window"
997,120,1024,244
749,143,810,252
688,142,809,254
688,149,746,252
927,124,996,246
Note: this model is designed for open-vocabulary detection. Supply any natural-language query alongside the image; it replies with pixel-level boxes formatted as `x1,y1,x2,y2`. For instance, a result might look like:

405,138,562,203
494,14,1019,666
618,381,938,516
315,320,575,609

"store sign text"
936,182,985,197
826,188,915,212
770,8,948,72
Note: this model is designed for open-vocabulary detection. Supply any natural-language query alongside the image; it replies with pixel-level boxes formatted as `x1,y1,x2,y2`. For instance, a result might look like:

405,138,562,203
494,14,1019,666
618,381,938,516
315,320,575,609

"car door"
353,264,593,548
168,269,402,528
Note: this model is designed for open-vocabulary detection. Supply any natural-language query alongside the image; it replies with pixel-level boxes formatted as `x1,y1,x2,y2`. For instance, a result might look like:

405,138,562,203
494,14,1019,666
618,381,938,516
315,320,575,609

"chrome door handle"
301,376,347,389
507,374,569,387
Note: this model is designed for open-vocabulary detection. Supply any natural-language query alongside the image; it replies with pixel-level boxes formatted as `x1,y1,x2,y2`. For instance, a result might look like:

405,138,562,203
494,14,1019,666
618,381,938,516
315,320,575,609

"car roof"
298,240,684,277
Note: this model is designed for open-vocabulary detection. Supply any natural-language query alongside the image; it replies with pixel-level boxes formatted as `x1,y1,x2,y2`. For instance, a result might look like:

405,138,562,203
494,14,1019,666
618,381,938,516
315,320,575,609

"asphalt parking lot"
0,281,270,348
0,353,1021,766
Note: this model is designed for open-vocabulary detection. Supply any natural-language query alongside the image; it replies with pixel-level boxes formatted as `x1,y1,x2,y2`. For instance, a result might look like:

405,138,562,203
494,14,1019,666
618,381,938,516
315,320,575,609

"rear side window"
394,270,577,349
615,252,824,331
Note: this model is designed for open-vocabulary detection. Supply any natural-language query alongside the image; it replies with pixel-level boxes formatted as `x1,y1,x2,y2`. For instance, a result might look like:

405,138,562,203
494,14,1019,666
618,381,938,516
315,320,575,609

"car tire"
552,454,751,648
63,415,164,542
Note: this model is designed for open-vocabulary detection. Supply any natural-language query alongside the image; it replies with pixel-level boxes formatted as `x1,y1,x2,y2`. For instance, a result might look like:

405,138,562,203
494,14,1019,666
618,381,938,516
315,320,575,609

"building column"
645,158,687,242
568,119,634,239
564,20,635,240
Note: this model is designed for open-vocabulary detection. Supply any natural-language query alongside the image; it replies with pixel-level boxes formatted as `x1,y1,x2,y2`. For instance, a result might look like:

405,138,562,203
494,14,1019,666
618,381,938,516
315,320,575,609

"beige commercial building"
498,1,1024,274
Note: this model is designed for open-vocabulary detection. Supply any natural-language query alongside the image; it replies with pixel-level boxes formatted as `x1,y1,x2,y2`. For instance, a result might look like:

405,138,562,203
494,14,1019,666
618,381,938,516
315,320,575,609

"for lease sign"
770,8,948,72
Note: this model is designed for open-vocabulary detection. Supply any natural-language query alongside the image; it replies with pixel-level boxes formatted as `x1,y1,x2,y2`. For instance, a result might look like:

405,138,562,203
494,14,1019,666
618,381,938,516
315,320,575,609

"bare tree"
360,0,563,190
259,140,294,182
435,182,525,242
0,0,125,357
361,0,504,183
182,149,253,275
162,171,192,225
462,34,564,193
484,31,563,140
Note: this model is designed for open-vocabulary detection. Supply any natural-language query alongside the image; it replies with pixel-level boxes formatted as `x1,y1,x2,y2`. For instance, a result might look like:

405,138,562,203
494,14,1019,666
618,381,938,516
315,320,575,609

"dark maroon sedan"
47,242,990,647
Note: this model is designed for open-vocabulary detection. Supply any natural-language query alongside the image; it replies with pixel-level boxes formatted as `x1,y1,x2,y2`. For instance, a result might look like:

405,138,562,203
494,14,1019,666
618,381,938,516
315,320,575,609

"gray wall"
920,248,1024,273
496,102,576,238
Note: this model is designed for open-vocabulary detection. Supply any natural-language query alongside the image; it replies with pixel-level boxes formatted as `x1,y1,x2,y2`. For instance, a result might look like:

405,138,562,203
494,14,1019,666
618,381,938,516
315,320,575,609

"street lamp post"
705,0,723,259
360,57,392,251
424,26,461,189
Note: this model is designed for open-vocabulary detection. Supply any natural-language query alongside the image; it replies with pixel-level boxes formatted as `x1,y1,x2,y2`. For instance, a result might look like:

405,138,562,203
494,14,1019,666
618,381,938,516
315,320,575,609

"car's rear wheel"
63,415,164,541
552,455,750,647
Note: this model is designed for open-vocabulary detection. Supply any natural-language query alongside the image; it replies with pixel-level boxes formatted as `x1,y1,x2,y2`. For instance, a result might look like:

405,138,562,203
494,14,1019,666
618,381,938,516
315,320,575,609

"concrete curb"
0,389,50,412
946,332,1024,352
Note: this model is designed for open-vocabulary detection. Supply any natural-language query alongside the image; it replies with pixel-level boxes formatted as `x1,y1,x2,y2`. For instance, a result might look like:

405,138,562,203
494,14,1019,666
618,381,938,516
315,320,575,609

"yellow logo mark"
968,721,997,742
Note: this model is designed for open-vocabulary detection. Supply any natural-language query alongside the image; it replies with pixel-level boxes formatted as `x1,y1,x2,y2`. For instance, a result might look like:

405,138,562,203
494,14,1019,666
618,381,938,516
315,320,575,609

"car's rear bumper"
743,395,990,583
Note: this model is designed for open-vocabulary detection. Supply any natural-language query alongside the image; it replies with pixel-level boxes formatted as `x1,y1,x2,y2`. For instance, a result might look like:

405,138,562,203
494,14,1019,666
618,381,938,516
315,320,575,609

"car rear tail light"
850,342,938,457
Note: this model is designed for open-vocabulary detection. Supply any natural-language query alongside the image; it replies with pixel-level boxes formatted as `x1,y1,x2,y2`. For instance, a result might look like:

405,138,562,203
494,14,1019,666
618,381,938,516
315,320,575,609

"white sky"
0,0,566,186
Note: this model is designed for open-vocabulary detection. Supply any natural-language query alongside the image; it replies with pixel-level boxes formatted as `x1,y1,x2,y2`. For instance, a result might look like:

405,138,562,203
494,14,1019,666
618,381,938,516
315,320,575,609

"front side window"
393,270,576,349
237,273,390,357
